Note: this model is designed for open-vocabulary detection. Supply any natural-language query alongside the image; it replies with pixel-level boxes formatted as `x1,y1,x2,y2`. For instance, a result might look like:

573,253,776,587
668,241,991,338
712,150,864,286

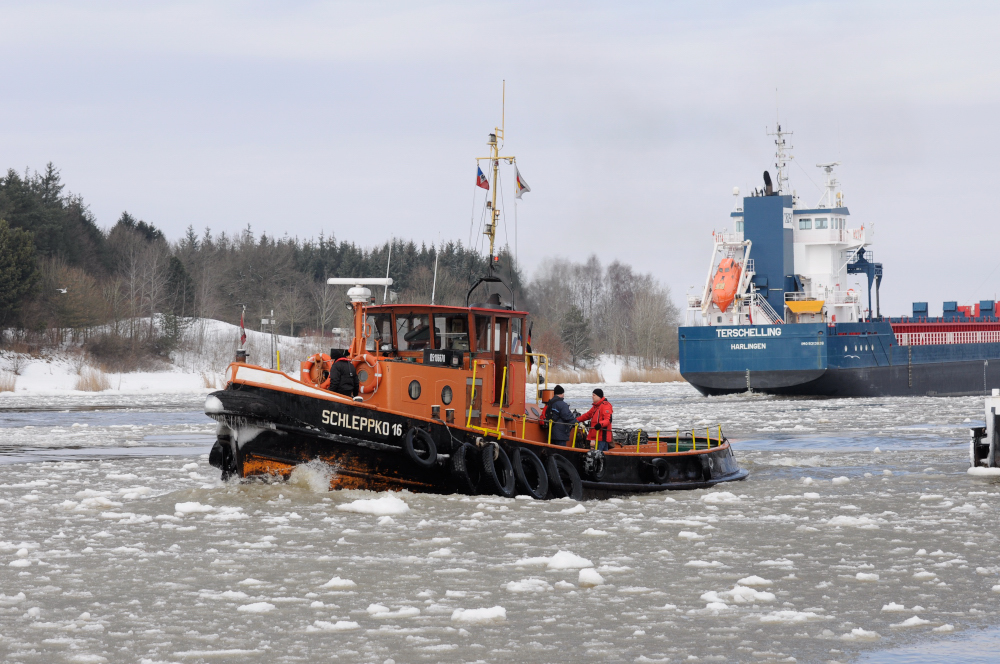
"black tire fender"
649,457,669,484
546,454,583,501
699,454,713,482
450,443,482,495
480,444,516,498
403,427,437,469
583,450,606,481
512,447,548,499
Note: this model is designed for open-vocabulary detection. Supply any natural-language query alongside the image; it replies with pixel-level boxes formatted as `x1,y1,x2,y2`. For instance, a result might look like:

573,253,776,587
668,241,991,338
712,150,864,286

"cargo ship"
679,124,1000,397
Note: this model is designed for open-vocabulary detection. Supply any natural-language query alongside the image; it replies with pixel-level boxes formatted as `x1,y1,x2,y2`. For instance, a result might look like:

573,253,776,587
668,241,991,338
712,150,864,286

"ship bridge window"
434,314,470,351
835,218,844,229
814,217,828,229
735,220,744,233
366,314,393,351
799,218,812,230
396,312,432,351
510,317,524,355
474,315,492,352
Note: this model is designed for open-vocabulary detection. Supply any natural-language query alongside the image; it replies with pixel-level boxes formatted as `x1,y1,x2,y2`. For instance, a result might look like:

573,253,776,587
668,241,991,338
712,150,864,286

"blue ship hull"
679,322,1000,397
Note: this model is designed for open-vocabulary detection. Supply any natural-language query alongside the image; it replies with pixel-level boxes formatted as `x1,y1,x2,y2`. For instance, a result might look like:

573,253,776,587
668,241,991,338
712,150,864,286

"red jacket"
577,398,613,443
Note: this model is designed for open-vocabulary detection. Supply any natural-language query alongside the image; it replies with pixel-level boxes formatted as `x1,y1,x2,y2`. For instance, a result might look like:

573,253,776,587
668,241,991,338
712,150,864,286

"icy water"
2,384,1000,663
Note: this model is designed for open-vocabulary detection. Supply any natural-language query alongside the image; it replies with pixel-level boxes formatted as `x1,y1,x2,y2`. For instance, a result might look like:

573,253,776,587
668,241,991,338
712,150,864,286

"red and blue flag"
476,166,489,190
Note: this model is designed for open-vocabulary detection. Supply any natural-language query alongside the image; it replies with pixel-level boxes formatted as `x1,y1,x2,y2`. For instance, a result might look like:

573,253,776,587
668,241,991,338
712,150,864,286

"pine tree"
560,304,594,369
0,219,39,323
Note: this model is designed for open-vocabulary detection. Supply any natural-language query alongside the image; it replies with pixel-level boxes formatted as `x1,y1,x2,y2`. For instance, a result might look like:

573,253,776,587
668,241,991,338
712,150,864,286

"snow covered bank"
0,317,332,397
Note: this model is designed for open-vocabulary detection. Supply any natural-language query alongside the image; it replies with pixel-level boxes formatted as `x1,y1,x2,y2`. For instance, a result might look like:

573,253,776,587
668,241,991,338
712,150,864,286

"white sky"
2,1,999,317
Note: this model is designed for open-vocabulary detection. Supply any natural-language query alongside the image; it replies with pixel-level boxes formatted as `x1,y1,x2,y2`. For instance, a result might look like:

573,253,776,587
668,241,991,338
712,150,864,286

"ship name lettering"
731,343,766,350
716,327,781,339
321,409,390,436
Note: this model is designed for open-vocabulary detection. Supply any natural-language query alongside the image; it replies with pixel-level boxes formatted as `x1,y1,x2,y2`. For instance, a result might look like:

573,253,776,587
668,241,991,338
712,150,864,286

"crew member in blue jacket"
543,385,577,446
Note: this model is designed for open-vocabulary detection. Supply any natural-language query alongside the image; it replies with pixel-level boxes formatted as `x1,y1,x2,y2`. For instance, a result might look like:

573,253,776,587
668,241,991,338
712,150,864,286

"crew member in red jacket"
577,388,613,451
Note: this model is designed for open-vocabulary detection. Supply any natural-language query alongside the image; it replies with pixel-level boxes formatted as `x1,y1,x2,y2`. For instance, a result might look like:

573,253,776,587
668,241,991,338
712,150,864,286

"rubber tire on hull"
404,427,437,469
512,447,548,499
546,454,583,501
649,458,669,484
480,444,516,498
450,443,482,495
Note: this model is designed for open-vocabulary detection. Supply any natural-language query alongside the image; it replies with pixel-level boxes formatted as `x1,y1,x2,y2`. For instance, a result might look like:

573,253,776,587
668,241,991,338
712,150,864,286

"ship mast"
478,81,516,270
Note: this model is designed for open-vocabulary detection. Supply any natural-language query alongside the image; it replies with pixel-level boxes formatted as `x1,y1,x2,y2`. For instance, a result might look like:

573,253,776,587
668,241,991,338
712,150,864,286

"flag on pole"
239,310,247,346
515,167,531,199
476,166,490,190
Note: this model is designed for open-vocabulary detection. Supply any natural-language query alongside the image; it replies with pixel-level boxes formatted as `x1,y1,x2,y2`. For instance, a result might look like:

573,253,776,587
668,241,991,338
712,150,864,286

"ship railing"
744,290,783,325
526,352,550,403
608,424,729,454
784,290,859,305
896,331,1000,346
712,232,743,245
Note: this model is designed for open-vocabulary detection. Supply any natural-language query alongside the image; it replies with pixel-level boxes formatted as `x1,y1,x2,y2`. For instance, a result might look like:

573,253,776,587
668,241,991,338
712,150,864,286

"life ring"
305,353,333,389
403,427,437,469
546,454,583,500
353,353,382,396
512,447,548,499
480,444,516,498
450,443,482,495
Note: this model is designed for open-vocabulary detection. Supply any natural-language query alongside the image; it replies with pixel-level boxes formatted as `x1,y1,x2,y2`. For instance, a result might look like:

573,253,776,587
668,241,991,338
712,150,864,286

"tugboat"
204,100,748,499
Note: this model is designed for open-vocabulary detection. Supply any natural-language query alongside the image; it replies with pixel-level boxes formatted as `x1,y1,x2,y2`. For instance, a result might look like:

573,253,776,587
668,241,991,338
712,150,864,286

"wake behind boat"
202,98,748,499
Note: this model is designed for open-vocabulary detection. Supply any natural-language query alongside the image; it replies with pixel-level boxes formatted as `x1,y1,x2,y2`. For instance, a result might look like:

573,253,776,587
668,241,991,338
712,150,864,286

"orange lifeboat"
711,258,742,312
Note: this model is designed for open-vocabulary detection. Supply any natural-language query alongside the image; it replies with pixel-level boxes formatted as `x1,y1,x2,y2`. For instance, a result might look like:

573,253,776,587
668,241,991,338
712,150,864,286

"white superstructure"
686,125,876,327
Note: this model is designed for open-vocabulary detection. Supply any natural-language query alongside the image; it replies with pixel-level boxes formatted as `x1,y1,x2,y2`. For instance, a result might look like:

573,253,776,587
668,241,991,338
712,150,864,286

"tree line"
0,163,678,369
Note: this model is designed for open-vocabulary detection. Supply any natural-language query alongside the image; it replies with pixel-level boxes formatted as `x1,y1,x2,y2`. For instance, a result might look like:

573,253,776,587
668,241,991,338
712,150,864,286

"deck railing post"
656,429,660,453
547,420,553,445
496,366,508,437
467,362,477,428
675,429,679,453
707,427,711,449
636,428,642,453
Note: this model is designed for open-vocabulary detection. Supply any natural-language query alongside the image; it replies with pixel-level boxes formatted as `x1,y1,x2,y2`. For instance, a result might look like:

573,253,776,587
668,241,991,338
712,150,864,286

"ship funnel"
763,171,773,196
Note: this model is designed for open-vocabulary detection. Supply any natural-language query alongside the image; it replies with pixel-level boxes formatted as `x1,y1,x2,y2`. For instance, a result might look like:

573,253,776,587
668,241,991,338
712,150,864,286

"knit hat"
593,388,604,398
553,385,564,395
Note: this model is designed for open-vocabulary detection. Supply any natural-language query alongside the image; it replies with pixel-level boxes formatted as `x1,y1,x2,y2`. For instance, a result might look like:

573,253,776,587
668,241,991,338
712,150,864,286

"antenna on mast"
766,115,793,195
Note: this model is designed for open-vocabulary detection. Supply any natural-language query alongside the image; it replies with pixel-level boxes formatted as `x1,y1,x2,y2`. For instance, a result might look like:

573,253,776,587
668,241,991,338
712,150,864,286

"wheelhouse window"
494,317,509,354
814,217,828,229
366,313,392,351
734,219,744,233
474,315,492,352
396,312,432,351
510,318,524,354
434,314,470,351
799,218,812,230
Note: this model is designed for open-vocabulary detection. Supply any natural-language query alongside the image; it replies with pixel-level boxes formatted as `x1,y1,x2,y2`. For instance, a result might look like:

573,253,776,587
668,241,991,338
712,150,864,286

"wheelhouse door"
493,316,509,406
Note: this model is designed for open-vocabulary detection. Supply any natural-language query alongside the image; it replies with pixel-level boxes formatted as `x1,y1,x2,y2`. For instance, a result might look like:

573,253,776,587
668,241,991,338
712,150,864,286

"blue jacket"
544,395,576,442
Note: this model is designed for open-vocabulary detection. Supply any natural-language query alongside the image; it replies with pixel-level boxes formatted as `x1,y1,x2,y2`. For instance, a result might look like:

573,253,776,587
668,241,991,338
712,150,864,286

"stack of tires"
449,442,583,501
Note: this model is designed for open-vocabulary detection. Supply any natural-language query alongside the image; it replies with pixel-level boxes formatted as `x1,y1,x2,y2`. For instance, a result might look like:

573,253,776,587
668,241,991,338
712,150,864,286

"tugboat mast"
478,81,516,270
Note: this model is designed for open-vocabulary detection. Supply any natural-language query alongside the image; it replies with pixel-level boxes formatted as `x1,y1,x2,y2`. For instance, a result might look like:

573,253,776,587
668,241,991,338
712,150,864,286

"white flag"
515,167,531,199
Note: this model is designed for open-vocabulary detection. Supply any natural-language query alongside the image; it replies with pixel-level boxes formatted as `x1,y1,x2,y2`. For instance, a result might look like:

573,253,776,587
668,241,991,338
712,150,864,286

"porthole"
441,385,453,405
358,369,369,382
408,380,421,400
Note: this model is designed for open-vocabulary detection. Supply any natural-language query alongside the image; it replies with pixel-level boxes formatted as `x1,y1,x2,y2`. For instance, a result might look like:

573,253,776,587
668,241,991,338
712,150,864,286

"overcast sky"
2,1,999,317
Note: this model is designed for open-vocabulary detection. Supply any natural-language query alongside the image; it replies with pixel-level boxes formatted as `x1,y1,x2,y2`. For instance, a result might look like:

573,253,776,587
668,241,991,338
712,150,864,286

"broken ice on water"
1,383,999,662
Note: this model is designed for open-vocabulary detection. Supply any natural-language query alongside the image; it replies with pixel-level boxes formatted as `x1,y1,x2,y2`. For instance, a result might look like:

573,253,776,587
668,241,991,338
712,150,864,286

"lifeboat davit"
711,258,741,312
